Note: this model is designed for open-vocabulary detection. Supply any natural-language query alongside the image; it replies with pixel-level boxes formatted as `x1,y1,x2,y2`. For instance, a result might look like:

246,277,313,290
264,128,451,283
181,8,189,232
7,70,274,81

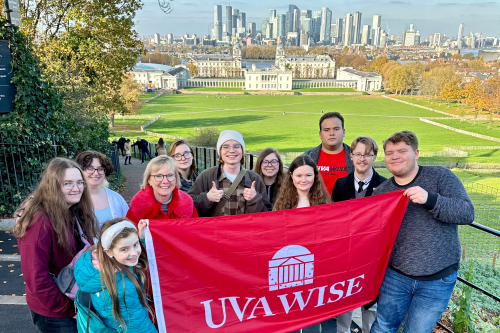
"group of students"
14,111,474,333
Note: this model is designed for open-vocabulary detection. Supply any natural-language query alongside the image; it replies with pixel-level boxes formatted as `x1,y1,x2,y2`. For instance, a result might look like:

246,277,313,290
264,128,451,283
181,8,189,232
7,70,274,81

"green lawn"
392,95,492,117
140,92,157,100
293,88,357,92
182,87,244,92
431,119,500,140
142,95,444,118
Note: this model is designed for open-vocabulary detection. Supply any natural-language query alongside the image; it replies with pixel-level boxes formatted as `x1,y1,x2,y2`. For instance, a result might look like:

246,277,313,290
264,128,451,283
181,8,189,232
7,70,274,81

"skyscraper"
287,5,299,34
154,33,160,44
277,14,286,37
343,13,353,46
353,12,362,44
266,22,274,39
335,18,343,43
232,8,239,32
301,18,312,34
457,23,464,48
380,29,387,47
214,5,222,41
262,19,269,38
293,9,301,33
372,14,381,46
248,22,257,38
269,9,277,21
330,24,338,44
226,6,233,38
239,12,246,30
361,25,371,44
319,7,332,44
312,11,322,42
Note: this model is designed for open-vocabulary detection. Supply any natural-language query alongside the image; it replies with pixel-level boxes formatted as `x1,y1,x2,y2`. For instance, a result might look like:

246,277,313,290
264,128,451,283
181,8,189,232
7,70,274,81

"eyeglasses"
352,153,374,160
84,167,106,175
262,159,279,166
151,174,176,182
221,144,242,150
63,181,86,190
172,152,192,161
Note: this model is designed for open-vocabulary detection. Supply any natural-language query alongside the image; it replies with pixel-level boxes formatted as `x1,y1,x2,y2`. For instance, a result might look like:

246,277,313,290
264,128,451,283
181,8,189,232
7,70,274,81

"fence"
0,134,120,215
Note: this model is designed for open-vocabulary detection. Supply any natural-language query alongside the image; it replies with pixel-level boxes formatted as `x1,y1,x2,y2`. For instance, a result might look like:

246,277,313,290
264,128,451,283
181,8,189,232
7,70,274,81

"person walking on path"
124,139,132,165
168,139,199,193
304,112,354,194
14,157,98,333
188,130,271,217
156,138,167,156
253,147,284,206
331,137,387,333
132,137,153,164
370,131,474,333
118,135,127,156
74,218,157,333
75,151,129,233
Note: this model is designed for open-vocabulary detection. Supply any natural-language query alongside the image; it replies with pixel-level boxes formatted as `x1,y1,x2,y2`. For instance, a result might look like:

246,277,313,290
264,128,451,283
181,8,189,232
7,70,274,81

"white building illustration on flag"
269,245,314,291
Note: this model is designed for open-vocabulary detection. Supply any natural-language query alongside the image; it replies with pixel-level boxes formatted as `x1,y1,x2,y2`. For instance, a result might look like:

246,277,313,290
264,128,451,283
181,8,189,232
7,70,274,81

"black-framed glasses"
172,152,192,161
151,174,176,182
84,166,106,175
63,181,86,190
262,159,279,166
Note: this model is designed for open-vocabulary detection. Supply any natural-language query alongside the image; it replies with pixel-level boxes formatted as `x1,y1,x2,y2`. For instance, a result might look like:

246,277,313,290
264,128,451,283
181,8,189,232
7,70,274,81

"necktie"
358,181,365,193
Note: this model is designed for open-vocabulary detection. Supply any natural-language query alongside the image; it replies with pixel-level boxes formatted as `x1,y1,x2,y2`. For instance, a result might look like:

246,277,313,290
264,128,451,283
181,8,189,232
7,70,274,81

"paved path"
118,154,149,202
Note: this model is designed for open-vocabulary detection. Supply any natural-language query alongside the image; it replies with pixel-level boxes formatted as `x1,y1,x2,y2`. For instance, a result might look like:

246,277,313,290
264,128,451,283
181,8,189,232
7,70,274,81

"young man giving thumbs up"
188,130,271,217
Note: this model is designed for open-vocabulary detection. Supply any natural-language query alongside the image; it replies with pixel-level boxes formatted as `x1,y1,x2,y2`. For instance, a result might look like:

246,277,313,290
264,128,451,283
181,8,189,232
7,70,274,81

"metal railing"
0,135,120,215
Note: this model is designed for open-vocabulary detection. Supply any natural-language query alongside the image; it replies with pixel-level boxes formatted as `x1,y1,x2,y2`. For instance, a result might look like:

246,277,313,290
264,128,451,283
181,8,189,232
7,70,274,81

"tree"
113,74,145,127
462,53,475,60
450,54,462,60
370,57,389,73
187,63,198,77
440,79,463,107
21,0,145,128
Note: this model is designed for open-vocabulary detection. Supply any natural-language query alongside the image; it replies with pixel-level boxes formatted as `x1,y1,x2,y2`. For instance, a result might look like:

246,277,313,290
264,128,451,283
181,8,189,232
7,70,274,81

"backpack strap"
213,168,247,216
85,292,92,333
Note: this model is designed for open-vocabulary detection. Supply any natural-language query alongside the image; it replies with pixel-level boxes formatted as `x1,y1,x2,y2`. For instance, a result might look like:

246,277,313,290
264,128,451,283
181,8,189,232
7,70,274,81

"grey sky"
135,0,500,40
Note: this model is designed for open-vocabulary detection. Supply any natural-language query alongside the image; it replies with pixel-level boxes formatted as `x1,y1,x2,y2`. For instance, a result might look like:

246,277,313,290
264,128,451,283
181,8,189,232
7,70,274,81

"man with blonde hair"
371,131,474,333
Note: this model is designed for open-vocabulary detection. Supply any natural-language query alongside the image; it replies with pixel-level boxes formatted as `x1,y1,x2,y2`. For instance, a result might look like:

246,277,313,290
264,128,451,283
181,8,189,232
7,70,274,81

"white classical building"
188,44,244,78
129,63,190,90
337,67,382,91
275,44,336,79
245,65,293,90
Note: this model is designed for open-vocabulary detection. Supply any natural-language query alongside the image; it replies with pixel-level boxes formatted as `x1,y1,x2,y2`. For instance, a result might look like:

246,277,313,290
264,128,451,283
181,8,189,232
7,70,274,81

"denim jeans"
30,310,78,333
141,150,153,163
370,267,457,333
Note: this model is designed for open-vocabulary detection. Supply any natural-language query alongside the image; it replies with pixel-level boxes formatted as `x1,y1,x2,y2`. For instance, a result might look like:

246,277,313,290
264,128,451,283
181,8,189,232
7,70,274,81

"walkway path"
118,155,149,202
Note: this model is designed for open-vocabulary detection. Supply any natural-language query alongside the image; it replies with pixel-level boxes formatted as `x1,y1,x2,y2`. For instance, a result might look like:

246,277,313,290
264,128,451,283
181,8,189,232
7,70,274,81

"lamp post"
2,0,12,27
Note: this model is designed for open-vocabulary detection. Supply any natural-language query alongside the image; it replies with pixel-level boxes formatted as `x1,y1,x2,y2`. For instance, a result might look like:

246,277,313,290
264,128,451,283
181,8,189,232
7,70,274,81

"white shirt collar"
354,170,374,192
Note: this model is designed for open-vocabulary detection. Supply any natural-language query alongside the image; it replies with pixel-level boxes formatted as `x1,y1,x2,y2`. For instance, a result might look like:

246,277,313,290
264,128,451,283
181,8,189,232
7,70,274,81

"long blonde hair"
13,157,98,254
95,218,151,331
273,155,331,211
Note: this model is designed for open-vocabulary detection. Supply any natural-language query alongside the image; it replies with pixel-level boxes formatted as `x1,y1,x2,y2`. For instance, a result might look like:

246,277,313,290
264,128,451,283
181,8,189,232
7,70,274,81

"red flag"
145,190,408,333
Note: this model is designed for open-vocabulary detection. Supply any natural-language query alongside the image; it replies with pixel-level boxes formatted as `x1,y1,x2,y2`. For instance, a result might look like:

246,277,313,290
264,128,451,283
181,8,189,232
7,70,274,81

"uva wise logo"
269,245,314,291
200,244,366,329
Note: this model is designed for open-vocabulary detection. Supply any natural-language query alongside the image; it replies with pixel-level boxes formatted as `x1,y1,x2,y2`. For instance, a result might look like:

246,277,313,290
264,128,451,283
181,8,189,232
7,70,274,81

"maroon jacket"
18,213,86,318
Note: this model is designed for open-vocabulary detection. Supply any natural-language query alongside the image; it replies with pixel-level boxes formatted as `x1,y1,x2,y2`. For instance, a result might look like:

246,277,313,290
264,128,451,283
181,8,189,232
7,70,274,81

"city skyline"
135,0,500,40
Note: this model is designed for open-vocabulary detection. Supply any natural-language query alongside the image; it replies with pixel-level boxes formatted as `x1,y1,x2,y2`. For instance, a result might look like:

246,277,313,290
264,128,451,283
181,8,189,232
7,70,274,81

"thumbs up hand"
243,181,257,201
207,181,225,203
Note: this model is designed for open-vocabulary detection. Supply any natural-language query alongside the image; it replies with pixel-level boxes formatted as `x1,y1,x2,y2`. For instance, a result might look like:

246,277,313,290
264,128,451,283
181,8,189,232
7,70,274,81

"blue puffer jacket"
74,250,157,333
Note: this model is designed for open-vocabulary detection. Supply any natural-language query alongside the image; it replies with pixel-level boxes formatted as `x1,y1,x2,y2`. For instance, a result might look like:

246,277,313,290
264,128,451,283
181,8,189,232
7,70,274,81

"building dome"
272,245,311,259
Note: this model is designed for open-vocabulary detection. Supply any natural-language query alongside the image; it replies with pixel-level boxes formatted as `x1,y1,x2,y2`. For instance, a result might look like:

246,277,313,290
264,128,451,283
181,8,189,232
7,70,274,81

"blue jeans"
30,310,77,333
370,267,457,333
141,149,153,163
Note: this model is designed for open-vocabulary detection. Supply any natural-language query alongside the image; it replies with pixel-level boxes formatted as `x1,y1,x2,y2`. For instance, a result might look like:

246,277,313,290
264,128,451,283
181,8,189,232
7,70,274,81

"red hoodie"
127,186,198,225
18,213,85,318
